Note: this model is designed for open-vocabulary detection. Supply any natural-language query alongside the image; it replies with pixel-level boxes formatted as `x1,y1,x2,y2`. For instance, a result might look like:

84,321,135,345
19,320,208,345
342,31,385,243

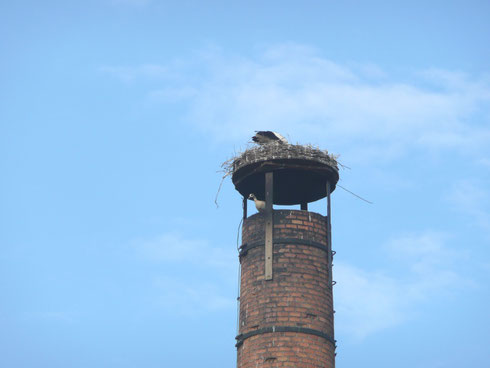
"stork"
252,131,288,145
248,193,266,212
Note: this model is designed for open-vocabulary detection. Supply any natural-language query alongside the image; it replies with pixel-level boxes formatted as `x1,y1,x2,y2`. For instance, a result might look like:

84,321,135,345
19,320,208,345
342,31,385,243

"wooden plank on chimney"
265,172,273,280
326,180,333,288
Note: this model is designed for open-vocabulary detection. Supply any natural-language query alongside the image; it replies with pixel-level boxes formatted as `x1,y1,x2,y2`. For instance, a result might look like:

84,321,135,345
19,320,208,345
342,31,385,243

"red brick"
238,210,335,368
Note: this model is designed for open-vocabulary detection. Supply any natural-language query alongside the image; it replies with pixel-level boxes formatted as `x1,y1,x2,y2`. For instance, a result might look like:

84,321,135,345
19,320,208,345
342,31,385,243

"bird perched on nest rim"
248,193,266,212
251,131,288,145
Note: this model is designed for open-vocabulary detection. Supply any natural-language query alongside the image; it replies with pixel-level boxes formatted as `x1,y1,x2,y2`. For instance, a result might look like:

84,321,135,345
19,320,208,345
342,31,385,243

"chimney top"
229,142,339,205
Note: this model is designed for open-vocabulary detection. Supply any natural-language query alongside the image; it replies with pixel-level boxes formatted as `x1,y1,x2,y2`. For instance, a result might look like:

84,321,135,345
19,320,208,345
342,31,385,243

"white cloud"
100,44,490,164
334,263,405,339
148,86,198,103
154,276,235,315
99,64,170,82
445,180,490,232
138,232,236,273
101,44,490,163
135,232,237,315
183,49,489,158
334,232,471,340
477,158,490,168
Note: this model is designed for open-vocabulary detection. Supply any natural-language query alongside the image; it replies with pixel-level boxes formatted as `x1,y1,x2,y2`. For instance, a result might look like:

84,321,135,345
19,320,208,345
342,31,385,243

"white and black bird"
248,193,266,212
251,131,288,145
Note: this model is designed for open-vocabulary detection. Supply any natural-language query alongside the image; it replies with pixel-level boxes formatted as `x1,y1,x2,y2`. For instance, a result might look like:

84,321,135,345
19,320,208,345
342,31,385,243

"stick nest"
221,142,339,178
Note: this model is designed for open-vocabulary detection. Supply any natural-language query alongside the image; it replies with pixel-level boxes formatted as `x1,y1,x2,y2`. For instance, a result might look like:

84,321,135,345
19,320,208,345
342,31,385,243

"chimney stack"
229,142,339,368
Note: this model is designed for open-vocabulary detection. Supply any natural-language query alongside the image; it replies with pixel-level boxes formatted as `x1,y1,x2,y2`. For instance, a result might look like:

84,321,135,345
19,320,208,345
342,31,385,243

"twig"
337,184,373,204
337,161,351,170
214,173,229,208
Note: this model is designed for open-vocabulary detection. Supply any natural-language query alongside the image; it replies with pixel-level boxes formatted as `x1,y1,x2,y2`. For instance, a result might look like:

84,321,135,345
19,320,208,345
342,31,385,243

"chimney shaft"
236,210,335,367
228,142,339,367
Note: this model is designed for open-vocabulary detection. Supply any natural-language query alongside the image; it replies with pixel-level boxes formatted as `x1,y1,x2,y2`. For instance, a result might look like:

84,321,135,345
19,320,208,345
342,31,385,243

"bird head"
248,193,256,200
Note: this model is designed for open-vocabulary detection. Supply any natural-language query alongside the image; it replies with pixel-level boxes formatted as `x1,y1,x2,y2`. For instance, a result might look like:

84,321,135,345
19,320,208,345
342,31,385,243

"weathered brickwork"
238,210,335,368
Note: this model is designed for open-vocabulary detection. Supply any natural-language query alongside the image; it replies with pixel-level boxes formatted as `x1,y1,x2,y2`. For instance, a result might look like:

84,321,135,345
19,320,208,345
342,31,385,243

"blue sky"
1,1,490,367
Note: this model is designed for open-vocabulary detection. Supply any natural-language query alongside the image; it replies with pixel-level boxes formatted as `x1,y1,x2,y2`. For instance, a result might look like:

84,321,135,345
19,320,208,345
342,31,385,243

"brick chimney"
230,143,339,368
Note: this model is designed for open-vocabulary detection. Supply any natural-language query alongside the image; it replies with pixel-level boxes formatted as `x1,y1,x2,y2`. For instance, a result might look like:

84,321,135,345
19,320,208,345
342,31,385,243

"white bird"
252,131,288,145
248,193,266,212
